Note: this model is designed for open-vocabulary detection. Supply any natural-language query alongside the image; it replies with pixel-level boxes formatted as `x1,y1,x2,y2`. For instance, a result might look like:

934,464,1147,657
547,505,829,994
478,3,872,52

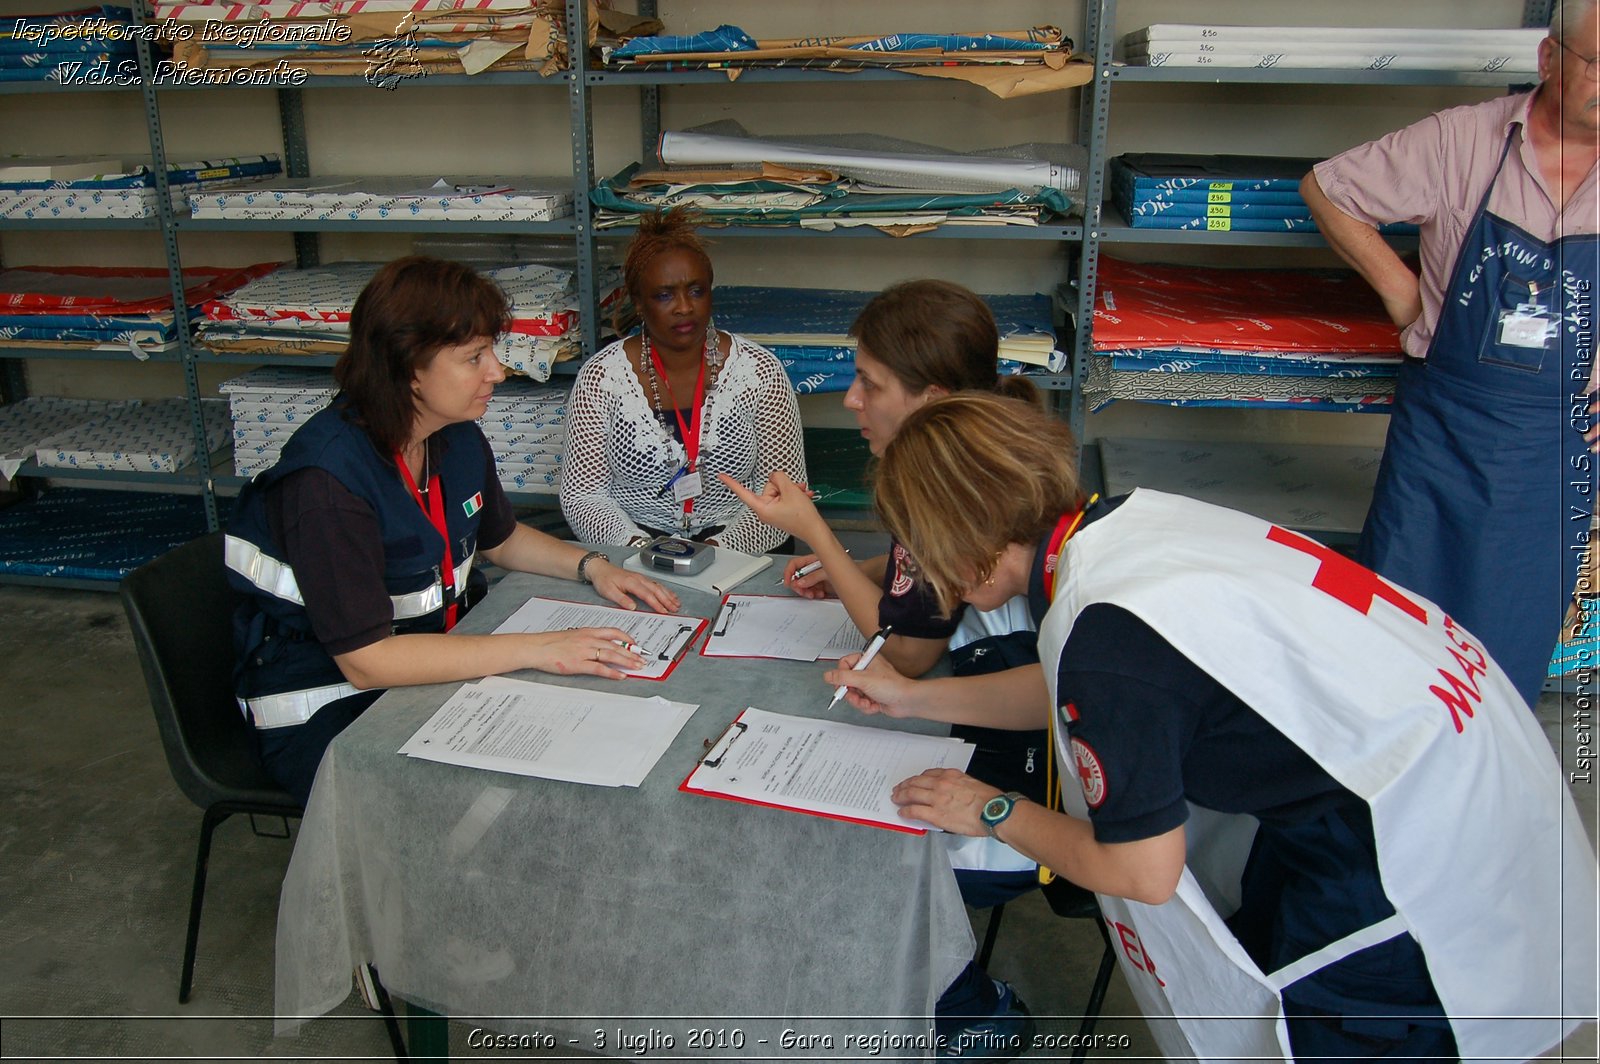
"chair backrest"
121,532,296,812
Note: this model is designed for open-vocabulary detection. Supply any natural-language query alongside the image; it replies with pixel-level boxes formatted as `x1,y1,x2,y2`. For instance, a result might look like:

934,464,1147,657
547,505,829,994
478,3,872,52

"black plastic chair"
121,532,303,1003
977,877,1117,1062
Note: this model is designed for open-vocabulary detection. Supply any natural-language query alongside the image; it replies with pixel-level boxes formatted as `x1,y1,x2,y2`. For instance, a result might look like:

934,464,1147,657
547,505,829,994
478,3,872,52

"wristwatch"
979,791,1026,839
576,549,608,584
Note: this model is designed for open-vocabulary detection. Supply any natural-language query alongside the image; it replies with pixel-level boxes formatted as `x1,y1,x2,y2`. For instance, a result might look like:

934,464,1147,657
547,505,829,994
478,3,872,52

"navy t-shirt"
877,536,967,640
1048,603,1351,843
1023,499,1440,1007
1023,497,1353,841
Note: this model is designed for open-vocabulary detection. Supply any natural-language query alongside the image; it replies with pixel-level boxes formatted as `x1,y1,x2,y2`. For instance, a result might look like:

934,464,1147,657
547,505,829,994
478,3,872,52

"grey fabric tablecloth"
274,553,973,1060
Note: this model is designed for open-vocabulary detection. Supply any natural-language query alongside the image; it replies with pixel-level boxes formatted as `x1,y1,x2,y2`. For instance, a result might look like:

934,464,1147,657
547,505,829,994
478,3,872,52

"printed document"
702,595,863,661
493,595,706,680
680,706,973,833
400,676,697,787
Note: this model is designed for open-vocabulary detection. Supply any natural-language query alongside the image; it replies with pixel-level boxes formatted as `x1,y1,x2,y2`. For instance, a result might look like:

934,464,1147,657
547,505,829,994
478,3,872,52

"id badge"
672,470,703,505
1498,302,1554,349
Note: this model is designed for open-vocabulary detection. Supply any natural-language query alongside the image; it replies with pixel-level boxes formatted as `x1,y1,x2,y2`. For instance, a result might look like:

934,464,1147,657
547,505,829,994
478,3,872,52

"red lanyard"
395,446,458,630
1040,495,1097,602
1037,494,1095,889
648,343,706,516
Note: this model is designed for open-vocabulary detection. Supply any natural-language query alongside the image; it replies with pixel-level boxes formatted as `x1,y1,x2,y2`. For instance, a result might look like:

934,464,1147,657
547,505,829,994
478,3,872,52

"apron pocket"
1476,271,1554,373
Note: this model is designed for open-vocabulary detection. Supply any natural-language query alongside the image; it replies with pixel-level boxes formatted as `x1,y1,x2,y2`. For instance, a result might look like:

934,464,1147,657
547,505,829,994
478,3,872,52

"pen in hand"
826,625,893,712
782,559,825,584
780,548,849,585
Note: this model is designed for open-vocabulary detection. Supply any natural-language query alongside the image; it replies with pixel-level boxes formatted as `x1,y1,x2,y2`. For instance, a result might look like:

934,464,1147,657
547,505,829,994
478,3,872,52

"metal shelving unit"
1105,65,1545,86
0,4,226,585
1071,0,1554,540
2,0,1098,578
582,0,1091,438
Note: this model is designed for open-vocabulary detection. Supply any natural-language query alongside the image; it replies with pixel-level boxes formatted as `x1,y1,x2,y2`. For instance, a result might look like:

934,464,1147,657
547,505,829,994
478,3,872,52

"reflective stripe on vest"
240,681,360,729
226,535,476,621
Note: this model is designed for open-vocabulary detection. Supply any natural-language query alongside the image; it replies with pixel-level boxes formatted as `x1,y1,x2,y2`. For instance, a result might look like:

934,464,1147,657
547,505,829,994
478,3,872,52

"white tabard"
1038,489,1597,1064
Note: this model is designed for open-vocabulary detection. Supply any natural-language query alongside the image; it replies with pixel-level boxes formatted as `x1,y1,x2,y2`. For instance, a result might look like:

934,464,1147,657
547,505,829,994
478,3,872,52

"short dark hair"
849,280,1040,404
334,256,510,455
617,208,713,331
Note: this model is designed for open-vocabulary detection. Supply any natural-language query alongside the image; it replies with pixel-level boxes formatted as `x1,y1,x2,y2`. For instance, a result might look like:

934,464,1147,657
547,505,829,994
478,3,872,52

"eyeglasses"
1557,37,1600,80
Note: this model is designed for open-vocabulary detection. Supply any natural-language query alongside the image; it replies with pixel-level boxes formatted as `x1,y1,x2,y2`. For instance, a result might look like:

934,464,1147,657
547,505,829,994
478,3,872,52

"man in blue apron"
1303,2,1599,705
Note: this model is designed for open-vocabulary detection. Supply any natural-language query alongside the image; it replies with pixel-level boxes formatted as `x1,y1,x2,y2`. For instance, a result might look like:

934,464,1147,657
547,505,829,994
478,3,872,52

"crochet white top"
559,333,807,554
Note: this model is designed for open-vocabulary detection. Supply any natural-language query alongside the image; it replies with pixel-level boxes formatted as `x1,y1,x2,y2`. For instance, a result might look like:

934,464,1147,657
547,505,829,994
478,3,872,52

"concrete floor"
0,579,1595,1062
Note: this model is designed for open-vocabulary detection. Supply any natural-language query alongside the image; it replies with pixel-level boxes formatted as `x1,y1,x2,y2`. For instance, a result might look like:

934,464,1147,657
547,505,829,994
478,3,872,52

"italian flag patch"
462,492,483,517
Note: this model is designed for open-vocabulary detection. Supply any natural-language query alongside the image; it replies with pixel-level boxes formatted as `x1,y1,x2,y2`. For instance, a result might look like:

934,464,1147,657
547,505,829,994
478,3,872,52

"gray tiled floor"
0,580,1595,1062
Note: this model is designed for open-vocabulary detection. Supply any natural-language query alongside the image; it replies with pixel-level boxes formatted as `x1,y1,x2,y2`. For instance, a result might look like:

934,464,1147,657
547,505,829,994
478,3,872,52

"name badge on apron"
1497,302,1556,348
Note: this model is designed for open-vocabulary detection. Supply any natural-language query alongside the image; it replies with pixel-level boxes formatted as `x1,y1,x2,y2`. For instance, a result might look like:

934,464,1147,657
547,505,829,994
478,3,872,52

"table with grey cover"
273,553,974,1059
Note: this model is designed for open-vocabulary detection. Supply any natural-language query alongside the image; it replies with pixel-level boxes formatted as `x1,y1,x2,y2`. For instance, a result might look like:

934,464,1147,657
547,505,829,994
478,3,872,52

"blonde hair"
873,393,1083,614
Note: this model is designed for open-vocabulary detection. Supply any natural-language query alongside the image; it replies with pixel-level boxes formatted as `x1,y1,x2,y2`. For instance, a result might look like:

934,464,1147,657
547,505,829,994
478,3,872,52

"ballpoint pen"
779,548,849,584
826,625,893,712
782,558,825,584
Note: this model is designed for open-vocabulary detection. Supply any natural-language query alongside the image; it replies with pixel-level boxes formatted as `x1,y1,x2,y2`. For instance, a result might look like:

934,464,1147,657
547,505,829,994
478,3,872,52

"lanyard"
648,342,706,517
1037,493,1096,884
395,445,458,631
1041,495,1095,602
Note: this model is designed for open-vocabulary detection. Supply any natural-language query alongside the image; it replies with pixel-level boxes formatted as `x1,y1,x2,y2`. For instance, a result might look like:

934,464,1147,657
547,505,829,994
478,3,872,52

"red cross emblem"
1265,525,1427,623
1071,736,1107,809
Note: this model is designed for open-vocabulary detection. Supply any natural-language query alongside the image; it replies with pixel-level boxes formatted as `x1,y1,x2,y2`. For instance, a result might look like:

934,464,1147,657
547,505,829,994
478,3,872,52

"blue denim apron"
1358,131,1599,705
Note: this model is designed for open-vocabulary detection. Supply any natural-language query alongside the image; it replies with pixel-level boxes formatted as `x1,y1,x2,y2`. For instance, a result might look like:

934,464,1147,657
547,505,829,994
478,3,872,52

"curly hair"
873,393,1082,614
334,256,510,456
616,208,713,332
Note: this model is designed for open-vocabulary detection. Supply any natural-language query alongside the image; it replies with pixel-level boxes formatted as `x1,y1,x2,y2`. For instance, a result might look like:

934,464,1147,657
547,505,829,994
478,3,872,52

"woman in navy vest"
227,257,679,806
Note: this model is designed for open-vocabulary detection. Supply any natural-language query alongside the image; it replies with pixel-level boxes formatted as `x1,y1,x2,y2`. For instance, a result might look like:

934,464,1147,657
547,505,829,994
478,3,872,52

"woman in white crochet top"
560,210,806,554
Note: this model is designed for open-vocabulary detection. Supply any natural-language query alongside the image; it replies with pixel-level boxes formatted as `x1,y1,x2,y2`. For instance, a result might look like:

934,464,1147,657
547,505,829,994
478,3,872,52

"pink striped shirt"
1314,90,1599,360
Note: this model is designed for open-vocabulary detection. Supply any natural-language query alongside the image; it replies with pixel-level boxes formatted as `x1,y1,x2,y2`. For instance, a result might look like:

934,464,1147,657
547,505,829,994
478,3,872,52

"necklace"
404,440,430,493
640,326,724,423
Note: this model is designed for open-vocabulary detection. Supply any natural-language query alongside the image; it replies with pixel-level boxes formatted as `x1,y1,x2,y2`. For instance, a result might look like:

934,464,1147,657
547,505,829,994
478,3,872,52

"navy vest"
227,398,491,703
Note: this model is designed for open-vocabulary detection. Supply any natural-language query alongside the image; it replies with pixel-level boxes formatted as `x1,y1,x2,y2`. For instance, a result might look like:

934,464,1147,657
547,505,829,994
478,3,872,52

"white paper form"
702,595,863,661
400,676,698,787
680,706,973,833
493,596,706,680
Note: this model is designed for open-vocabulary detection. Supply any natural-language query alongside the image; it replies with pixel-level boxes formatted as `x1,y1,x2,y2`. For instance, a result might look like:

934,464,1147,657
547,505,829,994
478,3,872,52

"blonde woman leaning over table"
227,256,679,807
831,392,1595,1064
560,209,806,554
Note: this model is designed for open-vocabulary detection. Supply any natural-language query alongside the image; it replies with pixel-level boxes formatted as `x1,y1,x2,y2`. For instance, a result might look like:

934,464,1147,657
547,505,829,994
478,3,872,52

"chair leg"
179,807,232,1004
368,966,411,1063
975,903,1007,971
1072,919,1118,1063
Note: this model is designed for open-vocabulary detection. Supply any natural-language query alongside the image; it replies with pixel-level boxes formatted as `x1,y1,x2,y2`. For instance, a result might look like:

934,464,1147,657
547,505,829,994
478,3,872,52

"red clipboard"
504,593,706,682
677,709,937,835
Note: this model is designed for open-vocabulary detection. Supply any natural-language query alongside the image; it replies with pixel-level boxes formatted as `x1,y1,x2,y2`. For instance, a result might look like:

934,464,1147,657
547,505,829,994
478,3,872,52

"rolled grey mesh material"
659,128,1080,194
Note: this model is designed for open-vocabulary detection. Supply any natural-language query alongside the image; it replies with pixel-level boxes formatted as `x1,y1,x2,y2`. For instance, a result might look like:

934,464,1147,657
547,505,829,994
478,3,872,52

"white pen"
826,625,893,712
780,548,849,585
785,559,825,583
